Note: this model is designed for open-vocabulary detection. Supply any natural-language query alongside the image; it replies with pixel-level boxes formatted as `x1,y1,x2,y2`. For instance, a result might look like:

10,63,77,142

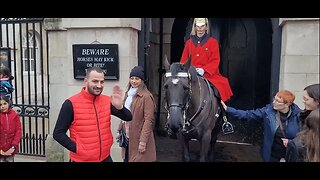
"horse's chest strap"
186,99,206,123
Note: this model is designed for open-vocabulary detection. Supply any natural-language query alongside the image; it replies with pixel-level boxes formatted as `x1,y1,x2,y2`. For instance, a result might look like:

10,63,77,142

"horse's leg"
208,117,223,161
199,130,212,162
183,139,191,162
178,133,191,162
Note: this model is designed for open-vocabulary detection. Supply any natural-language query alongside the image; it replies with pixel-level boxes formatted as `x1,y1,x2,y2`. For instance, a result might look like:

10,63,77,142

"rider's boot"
209,83,234,134
210,83,228,122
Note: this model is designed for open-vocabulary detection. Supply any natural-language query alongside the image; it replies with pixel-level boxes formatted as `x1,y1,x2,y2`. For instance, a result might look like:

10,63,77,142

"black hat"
130,66,144,81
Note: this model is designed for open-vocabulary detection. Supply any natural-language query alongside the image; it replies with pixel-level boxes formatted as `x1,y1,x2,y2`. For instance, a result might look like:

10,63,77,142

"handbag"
117,128,129,148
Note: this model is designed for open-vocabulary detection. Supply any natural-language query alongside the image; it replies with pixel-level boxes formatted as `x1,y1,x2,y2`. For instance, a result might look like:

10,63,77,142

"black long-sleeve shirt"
53,99,132,153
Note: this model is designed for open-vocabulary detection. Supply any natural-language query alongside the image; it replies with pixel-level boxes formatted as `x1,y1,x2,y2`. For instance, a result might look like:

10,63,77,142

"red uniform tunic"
181,36,233,102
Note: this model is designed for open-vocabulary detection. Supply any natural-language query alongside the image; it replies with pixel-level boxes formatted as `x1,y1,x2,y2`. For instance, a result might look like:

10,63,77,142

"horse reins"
164,71,210,133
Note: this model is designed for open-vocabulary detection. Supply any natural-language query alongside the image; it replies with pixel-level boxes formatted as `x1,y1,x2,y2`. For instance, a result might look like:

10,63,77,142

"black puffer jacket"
299,110,311,127
285,137,306,162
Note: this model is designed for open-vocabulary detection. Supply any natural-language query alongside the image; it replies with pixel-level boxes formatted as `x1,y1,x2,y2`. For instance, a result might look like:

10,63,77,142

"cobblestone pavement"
14,154,46,162
12,134,262,162
155,135,262,162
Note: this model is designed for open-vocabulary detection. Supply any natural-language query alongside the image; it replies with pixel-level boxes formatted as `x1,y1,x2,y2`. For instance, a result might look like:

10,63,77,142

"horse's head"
163,55,223,162
163,56,197,134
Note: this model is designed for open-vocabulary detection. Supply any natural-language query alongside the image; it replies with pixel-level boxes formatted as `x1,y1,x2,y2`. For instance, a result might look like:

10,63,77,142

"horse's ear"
183,55,192,70
163,54,170,70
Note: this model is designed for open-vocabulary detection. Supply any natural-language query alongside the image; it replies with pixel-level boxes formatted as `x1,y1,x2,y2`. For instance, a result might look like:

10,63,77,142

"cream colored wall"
279,18,319,109
45,18,141,162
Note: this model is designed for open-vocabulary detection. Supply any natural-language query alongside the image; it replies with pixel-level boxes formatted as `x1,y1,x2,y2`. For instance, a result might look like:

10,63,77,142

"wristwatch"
11,146,16,150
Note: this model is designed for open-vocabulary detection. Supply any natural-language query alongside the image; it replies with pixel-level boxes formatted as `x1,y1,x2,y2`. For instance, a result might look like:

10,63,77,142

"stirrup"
222,116,234,135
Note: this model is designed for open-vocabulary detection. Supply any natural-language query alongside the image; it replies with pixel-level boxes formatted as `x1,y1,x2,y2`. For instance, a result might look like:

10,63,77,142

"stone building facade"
41,18,319,162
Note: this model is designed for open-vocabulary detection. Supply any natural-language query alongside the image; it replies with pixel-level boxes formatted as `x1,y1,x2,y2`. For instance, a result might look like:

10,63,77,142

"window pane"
29,48,34,59
24,60,29,71
31,60,35,71
24,48,28,57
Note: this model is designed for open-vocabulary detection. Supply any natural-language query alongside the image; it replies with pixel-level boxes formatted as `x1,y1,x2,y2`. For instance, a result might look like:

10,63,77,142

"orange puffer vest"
68,87,112,162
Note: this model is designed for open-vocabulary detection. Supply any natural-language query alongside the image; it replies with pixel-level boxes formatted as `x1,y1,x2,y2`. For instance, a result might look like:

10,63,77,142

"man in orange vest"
53,67,132,162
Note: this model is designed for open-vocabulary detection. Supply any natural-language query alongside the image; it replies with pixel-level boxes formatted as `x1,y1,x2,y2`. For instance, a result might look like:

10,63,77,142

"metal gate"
0,18,49,157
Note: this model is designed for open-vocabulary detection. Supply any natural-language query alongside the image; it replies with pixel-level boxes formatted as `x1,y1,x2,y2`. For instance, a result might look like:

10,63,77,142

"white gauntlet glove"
196,68,205,76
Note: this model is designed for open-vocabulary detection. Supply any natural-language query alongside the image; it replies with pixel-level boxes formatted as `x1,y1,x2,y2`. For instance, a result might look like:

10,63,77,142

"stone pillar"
279,18,319,109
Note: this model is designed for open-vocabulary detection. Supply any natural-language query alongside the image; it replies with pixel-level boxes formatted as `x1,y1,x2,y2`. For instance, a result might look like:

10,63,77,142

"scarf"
123,87,138,138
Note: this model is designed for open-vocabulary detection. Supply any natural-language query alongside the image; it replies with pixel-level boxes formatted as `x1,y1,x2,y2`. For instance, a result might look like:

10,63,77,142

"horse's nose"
165,123,178,139
166,122,179,134
171,126,179,134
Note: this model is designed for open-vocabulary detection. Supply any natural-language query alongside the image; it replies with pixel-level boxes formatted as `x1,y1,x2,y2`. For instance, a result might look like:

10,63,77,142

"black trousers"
124,144,129,162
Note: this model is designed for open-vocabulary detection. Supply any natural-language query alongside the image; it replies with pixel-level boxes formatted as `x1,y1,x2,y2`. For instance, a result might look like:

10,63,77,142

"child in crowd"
0,66,14,99
0,95,22,162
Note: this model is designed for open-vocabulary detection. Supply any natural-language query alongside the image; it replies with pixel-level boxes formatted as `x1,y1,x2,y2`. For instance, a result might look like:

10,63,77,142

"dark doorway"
170,18,190,63
170,18,273,143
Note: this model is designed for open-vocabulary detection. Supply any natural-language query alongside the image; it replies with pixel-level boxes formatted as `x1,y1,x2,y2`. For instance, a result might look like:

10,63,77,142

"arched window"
22,31,38,72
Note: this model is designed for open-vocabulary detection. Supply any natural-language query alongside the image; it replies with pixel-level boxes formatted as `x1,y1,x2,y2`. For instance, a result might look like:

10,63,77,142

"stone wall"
279,18,319,109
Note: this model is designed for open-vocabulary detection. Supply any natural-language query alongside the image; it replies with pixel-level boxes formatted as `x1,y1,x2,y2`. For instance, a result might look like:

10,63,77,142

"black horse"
163,56,223,162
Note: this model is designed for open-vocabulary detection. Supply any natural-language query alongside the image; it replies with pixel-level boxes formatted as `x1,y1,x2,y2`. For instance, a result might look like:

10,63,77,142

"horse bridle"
164,71,208,133
164,71,192,109
164,71,192,129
